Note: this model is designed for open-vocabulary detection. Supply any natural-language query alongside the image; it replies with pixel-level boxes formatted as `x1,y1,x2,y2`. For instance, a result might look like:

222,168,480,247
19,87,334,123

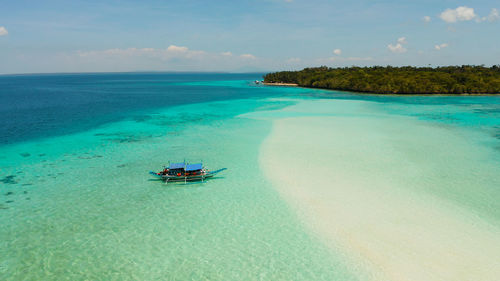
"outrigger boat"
149,162,227,184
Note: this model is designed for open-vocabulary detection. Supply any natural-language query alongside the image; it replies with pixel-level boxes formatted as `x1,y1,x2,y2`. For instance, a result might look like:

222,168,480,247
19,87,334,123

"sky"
0,0,499,74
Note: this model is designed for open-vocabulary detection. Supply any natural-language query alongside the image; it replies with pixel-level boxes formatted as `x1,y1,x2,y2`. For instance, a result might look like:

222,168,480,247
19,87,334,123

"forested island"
263,66,500,94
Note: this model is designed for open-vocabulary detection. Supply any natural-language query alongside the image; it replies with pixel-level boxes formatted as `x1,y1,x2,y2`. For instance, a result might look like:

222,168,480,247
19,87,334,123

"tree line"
263,65,500,94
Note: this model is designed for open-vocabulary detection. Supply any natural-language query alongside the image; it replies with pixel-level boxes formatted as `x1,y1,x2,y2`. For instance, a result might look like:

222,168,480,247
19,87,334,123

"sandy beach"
259,99,500,281
263,82,299,87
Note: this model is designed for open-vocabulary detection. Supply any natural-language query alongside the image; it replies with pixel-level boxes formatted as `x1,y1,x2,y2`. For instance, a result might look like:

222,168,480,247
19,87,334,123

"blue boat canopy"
169,162,185,169
185,163,203,171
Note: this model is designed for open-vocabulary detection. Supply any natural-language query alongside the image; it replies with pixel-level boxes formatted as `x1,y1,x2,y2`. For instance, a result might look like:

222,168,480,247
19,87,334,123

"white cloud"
481,8,500,22
0,26,8,36
388,37,408,53
488,8,500,21
397,37,407,44
423,16,431,23
68,46,267,72
77,46,257,64
440,7,499,23
77,45,205,61
166,45,188,52
240,54,256,59
440,6,476,23
434,43,449,50
333,49,342,55
388,43,407,53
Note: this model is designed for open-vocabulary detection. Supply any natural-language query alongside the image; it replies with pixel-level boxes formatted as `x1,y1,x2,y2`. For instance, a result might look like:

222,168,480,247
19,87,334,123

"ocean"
1,73,499,280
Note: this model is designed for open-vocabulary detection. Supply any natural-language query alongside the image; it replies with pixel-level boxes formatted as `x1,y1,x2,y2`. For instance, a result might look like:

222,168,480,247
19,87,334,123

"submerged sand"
258,99,500,281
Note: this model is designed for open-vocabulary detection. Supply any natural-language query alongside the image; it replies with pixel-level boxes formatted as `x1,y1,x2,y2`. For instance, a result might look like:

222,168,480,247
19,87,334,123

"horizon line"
0,70,270,77
2,64,498,76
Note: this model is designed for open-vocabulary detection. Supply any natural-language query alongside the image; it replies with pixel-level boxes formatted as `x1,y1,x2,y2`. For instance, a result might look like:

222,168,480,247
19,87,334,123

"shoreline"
262,82,299,87
264,83,500,95
299,85,500,95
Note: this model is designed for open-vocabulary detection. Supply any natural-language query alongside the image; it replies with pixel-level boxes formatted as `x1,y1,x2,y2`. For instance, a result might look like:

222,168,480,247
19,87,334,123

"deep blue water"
0,73,265,145
2,72,499,146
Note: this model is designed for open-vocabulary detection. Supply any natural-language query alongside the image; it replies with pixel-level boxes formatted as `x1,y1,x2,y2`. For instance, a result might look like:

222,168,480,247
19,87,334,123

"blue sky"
0,0,499,74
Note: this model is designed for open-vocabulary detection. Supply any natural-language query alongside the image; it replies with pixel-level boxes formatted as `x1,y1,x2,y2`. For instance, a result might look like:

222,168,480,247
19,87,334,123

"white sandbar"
259,99,500,281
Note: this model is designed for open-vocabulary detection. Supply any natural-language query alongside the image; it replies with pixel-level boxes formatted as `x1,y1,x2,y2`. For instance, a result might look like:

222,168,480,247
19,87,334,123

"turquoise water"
0,76,355,280
1,74,500,280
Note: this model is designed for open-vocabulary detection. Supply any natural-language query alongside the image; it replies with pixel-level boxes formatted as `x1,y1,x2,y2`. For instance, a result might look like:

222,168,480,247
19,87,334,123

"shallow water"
1,74,500,280
0,75,355,280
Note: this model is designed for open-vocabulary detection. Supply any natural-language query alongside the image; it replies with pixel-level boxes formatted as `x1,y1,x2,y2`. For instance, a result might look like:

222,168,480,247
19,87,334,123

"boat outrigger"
149,162,227,184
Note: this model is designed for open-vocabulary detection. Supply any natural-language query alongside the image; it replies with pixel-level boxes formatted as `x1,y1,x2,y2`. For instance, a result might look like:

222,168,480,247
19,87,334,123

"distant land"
264,65,500,95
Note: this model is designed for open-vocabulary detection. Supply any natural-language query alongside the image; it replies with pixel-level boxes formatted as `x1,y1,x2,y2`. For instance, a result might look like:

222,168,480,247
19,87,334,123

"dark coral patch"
492,126,500,140
0,175,18,184
78,154,104,159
